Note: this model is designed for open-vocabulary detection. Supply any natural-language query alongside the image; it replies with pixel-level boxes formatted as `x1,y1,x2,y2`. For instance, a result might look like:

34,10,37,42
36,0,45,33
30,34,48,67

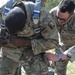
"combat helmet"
5,6,27,34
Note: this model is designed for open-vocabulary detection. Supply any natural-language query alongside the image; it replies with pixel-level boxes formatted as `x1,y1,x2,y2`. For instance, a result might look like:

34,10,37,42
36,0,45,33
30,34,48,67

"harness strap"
32,0,42,37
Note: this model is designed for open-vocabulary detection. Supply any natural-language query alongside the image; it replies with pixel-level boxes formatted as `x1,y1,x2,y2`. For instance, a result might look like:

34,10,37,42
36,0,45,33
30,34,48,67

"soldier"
0,0,62,75
0,0,35,75
46,0,75,75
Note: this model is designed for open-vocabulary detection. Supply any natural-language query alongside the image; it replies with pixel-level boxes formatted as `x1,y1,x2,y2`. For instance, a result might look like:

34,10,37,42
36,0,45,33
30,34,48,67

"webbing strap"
33,0,41,35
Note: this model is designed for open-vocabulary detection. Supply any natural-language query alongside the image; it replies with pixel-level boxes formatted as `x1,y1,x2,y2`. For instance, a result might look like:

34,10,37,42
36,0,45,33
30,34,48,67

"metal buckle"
33,10,40,24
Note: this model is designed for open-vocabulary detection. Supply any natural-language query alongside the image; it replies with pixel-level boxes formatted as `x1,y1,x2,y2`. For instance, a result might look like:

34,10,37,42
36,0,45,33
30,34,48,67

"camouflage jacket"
3,1,60,55
50,6,75,50
50,6,75,61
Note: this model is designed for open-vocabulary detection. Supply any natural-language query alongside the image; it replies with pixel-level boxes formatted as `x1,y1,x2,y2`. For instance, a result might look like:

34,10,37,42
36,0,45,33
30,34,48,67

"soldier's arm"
31,15,60,55
45,52,69,62
40,9,63,49
31,7,64,55
45,45,75,62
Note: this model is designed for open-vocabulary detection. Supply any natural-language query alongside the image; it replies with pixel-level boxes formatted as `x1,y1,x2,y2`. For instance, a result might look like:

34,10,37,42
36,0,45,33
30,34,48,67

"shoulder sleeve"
40,10,59,44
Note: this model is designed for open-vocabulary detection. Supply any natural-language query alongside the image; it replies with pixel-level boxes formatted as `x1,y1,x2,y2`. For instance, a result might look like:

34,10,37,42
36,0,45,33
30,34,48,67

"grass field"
67,61,75,75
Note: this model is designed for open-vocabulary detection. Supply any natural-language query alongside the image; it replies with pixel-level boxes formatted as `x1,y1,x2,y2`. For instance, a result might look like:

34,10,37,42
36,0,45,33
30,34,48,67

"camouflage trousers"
54,60,68,75
0,47,48,75
54,49,68,75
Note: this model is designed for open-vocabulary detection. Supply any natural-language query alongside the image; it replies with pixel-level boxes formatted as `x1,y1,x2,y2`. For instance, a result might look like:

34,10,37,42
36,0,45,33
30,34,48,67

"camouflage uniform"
0,1,60,75
50,6,75,75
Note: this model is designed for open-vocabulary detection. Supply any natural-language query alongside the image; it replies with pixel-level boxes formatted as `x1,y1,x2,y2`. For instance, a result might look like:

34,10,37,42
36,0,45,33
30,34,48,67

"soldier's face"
56,9,73,25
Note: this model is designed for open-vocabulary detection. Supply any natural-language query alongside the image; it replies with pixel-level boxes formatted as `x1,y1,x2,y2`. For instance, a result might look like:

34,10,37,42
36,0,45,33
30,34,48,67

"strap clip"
33,10,40,24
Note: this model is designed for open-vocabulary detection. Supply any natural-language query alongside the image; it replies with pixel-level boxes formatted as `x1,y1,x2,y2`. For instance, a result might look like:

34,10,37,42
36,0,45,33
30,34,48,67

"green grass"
67,61,75,75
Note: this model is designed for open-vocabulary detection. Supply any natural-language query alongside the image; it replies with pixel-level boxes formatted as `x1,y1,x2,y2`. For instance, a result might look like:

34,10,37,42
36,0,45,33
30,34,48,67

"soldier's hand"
45,53,59,62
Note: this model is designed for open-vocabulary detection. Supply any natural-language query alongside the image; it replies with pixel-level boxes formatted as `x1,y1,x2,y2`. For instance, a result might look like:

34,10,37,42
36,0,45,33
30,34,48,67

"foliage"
45,0,61,10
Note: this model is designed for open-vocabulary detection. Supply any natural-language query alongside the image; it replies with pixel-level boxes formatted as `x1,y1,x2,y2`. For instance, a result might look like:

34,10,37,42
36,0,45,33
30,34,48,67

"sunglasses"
56,16,66,21
56,13,72,22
